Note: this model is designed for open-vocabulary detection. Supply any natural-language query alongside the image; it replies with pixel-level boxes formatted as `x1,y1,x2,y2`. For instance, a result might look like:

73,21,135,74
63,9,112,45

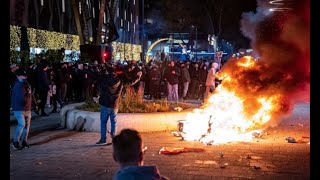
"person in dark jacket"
188,63,200,99
9,64,19,92
199,64,208,100
95,65,142,145
36,61,50,116
164,60,181,101
11,68,32,150
148,65,161,100
112,129,169,180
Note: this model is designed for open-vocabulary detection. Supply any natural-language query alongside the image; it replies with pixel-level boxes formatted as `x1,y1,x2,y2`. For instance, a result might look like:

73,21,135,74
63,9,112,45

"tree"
55,0,65,32
32,0,44,29
96,0,106,44
48,0,54,31
71,0,84,44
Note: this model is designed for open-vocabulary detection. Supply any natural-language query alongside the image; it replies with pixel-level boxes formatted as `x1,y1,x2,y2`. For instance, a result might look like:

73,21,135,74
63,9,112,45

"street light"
192,25,198,61
195,26,197,61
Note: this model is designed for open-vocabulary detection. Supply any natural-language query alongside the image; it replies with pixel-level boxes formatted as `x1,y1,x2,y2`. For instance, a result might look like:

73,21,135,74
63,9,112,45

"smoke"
220,0,310,125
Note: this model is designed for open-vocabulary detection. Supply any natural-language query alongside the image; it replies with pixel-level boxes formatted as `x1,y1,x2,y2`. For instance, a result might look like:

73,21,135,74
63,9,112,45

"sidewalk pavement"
10,102,310,179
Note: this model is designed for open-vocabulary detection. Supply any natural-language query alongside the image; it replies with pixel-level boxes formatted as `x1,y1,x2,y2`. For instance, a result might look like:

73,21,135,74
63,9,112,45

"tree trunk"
33,0,43,29
66,0,72,34
55,0,64,32
22,0,29,27
10,0,16,24
96,0,106,45
33,0,39,28
20,26,30,66
71,0,85,45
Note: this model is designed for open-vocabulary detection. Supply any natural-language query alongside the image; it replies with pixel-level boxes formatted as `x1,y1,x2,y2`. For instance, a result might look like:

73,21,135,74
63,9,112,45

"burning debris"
173,0,309,145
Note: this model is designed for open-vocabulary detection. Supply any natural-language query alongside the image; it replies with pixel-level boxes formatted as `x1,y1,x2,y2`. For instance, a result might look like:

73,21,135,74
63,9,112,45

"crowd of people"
10,57,221,111
10,56,223,179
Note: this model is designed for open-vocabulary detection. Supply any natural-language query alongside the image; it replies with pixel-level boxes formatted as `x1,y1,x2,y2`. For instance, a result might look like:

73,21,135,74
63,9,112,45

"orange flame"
182,56,285,145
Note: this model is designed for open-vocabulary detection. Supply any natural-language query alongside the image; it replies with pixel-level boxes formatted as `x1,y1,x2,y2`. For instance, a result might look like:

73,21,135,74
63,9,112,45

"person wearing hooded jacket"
95,65,142,145
11,68,32,150
112,129,169,180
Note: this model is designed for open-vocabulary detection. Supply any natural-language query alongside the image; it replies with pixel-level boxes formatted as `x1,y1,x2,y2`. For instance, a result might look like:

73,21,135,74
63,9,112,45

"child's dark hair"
112,129,142,163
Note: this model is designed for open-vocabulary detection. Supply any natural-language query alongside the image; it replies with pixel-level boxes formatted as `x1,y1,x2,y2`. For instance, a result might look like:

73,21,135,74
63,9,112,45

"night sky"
145,0,257,50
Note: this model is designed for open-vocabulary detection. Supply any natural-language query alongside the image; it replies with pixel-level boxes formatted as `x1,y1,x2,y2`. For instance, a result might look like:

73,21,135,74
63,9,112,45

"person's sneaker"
12,141,23,150
21,140,30,148
95,139,107,146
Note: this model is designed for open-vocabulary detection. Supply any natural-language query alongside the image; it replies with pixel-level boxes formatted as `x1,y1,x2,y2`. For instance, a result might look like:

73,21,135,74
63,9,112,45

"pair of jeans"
182,82,190,98
167,83,179,101
100,106,118,141
13,111,31,143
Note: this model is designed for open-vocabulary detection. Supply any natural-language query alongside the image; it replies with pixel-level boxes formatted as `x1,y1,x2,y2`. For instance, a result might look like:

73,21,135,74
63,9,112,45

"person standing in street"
204,62,219,99
95,64,142,145
36,60,50,116
11,68,32,150
164,60,181,102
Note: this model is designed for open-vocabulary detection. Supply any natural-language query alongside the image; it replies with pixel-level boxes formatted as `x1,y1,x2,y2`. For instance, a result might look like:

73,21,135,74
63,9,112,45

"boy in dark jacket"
11,68,32,150
112,129,169,180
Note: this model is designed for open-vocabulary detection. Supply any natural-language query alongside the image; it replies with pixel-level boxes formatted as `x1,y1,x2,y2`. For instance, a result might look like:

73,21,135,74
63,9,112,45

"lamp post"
195,26,198,61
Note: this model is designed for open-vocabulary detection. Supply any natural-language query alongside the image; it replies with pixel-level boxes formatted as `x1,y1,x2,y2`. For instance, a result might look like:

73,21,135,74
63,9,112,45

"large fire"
181,56,287,145
180,0,309,145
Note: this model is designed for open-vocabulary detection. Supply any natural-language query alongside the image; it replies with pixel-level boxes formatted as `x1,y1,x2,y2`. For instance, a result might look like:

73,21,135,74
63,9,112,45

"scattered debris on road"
286,137,297,143
174,107,183,112
219,152,224,158
252,132,262,138
220,163,228,168
254,165,261,170
159,147,204,155
247,155,262,160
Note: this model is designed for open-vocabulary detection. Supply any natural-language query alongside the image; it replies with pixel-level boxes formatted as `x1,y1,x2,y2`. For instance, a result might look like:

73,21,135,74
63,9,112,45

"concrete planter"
60,102,196,133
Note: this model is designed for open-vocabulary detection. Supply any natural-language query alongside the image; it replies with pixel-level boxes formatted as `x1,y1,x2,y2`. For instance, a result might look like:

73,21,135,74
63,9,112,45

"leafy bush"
77,88,193,113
